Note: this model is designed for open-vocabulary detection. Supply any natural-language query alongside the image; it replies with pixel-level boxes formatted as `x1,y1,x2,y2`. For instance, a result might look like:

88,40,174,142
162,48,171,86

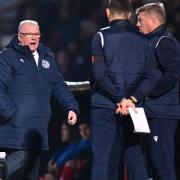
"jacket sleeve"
91,32,124,103
150,38,180,98
132,47,160,102
0,53,16,121
50,56,79,115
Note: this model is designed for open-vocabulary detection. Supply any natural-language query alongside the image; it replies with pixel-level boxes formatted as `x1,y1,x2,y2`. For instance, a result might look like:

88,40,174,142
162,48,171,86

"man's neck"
109,13,129,22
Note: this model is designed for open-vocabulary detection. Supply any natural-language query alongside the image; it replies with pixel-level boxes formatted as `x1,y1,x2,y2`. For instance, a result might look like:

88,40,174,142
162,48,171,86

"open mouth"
30,42,36,46
28,42,38,50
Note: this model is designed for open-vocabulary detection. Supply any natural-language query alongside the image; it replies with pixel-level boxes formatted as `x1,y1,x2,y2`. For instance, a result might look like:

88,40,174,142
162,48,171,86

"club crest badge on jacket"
42,59,50,68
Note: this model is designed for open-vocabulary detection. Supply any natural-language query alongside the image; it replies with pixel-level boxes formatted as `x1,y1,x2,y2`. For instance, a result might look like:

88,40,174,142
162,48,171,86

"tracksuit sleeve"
91,32,124,103
0,54,16,120
50,56,79,115
150,38,180,98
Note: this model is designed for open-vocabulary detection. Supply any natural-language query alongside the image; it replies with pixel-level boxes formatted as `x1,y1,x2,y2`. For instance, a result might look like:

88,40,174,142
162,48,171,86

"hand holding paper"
116,98,137,115
128,107,150,133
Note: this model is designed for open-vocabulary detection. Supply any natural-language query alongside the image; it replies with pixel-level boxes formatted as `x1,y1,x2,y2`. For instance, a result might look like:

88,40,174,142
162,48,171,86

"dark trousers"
142,118,178,180
123,117,149,180
5,150,41,180
91,107,148,180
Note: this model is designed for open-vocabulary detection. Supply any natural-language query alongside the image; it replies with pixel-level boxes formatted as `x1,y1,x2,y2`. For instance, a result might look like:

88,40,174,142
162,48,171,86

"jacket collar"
146,24,167,38
7,36,50,58
110,19,131,27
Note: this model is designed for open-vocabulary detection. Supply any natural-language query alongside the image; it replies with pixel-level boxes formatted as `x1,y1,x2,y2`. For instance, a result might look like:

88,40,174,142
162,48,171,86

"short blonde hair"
18,20,39,32
136,3,166,24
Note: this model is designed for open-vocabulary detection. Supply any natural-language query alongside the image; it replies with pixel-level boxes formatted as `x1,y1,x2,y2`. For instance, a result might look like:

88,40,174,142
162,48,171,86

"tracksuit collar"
146,24,167,38
110,19,130,26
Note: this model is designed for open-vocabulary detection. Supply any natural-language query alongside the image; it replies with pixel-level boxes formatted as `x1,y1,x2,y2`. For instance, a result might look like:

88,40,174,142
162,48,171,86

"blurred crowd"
39,120,91,180
0,0,179,82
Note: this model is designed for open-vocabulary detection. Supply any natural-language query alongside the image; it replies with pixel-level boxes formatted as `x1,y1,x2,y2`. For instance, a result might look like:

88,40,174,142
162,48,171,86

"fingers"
115,107,121,114
131,104,138,113
67,110,77,125
127,99,137,113
116,98,128,115
115,98,137,115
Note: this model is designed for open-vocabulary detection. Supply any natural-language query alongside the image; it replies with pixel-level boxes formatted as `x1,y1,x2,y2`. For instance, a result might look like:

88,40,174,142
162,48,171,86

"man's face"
136,11,154,34
18,23,41,52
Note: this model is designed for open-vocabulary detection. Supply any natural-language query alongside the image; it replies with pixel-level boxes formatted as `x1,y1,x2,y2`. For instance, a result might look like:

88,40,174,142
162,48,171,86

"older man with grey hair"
0,20,79,180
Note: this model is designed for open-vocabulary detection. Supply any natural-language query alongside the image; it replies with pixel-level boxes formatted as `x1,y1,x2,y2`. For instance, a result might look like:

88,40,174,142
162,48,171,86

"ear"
106,8,111,19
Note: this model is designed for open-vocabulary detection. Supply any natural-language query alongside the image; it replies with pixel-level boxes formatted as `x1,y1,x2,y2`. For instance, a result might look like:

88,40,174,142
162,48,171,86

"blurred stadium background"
0,0,179,179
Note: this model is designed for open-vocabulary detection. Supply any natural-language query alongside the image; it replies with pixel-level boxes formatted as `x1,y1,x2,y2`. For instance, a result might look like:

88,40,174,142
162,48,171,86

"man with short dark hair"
90,0,159,179
0,20,79,180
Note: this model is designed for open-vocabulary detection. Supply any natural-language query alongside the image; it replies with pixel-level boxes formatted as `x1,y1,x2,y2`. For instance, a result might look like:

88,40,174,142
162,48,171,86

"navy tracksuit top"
143,25,180,120
91,20,159,109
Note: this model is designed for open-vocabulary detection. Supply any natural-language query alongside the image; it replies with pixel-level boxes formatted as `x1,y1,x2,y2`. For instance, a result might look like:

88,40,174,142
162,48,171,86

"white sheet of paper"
128,107,150,133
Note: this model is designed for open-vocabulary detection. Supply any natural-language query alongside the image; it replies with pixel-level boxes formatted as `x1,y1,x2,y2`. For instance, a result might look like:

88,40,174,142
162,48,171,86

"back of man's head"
137,2,166,24
108,0,131,15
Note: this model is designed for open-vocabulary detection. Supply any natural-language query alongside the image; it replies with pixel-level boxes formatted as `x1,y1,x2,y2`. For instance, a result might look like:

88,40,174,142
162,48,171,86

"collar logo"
19,58,24,63
42,59,50,69
153,136,158,142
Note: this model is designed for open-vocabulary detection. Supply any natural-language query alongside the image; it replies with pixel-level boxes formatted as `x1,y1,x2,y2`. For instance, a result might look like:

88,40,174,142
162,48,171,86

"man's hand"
116,98,128,115
116,98,137,115
67,110,77,125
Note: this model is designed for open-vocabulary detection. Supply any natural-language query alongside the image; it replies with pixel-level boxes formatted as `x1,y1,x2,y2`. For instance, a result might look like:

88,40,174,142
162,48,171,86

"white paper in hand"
128,107,150,133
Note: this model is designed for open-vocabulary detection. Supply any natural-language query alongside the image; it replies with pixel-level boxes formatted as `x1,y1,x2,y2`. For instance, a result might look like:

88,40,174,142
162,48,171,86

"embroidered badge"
42,60,50,69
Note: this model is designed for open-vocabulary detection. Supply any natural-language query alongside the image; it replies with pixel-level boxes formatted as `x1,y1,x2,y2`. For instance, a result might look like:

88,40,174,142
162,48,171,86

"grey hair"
18,20,39,32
